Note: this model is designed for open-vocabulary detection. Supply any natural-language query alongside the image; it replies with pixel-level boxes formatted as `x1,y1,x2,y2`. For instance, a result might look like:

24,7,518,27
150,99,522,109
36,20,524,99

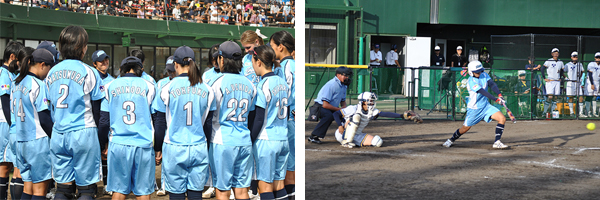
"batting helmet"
467,61,484,76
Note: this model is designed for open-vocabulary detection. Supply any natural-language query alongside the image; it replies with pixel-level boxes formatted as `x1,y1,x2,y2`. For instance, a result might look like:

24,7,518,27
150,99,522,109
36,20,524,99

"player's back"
274,58,295,119
156,77,171,92
466,72,491,110
256,74,289,141
157,76,215,145
45,59,104,132
202,67,220,84
142,71,156,84
241,54,260,85
103,75,155,148
209,73,256,146
11,75,49,142
0,66,15,125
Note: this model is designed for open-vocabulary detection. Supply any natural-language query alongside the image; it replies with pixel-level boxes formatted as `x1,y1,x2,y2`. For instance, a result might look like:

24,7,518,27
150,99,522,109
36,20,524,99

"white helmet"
467,61,484,76
358,92,377,114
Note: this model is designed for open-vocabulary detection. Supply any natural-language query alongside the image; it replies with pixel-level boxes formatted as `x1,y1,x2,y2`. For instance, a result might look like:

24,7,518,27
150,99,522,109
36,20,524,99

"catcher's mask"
358,92,377,114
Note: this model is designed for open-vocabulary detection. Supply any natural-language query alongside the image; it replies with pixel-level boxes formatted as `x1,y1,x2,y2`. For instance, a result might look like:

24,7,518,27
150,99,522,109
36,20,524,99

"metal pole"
530,33,535,120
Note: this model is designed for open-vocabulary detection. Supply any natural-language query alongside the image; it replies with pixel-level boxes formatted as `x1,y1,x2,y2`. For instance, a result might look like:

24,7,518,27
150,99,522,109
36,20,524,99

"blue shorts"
0,123,13,163
209,143,252,191
464,105,500,127
253,140,289,183
7,134,16,163
15,137,52,183
50,127,101,186
106,142,155,196
162,142,209,194
286,120,295,171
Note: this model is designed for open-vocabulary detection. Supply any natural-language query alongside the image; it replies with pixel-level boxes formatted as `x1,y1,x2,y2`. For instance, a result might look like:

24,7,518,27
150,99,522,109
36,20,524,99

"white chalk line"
305,148,426,157
521,159,600,177
572,147,600,154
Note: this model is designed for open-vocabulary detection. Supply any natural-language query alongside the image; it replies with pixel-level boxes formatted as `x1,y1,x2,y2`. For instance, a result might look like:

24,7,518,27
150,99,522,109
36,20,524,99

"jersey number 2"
56,84,69,108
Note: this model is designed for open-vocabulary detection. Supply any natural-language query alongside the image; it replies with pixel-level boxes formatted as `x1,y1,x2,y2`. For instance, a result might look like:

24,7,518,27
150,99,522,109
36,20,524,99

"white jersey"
588,62,600,83
385,51,398,66
543,58,564,80
340,105,380,135
370,50,382,66
564,62,584,81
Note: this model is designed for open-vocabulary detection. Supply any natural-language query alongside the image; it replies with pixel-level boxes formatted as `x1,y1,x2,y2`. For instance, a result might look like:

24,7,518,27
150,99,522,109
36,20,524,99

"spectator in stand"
152,4,162,20
236,1,242,10
138,6,146,19
259,10,266,26
172,4,181,21
270,2,279,15
249,10,258,26
235,9,243,25
283,2,291,22
245,2,253,12
210,7,219,24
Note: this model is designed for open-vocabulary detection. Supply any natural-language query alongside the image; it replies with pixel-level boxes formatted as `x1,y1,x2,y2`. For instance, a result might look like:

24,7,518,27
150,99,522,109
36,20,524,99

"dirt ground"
305,119,600,200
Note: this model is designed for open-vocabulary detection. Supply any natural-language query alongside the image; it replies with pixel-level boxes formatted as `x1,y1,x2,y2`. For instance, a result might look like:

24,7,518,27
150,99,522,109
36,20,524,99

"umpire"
308,67,352,144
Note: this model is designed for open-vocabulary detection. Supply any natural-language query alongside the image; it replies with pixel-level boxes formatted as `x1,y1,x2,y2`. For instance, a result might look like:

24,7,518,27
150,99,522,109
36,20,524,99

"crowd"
2,0,295,27
0,26,295,200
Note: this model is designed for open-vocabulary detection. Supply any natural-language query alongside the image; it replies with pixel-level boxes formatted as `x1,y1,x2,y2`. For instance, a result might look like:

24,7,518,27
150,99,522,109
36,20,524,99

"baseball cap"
173,46,195,64
571,51,578,57
374,44,380,49
434,46,440,50
551,48,559,53
391,44,397,50
92,50,110,63
595,52,600,58
335,66,352,76
218,41,243,60
36,41,60,61
120,56,143,68
518,70,526,76
456,46,463,50
165,56,175,72
32,49,58,67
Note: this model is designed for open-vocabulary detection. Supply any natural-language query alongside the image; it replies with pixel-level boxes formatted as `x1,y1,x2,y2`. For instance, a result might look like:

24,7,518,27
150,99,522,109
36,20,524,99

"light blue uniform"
314,77,347,107
464,72,499,127
102,74,156,195
274,57,295,171
206,72,256,191
0,66,15,162
11,74,52,183
241,54,260,85
253,73,290,183
45,59,104,185
202,67,220,84
153,74,216,194
142,71,156,84
156,77,170,92
102,73,115,84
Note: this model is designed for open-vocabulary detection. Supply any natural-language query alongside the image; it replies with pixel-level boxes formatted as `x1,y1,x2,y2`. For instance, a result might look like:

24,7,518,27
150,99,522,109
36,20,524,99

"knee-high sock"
285,184,295,200
586,101,592,115
10,178,23,200
579,102,585,115
593,101,598,115
551,101,557,112
569,102,574,114
543,100,550,113
495,124,505,142
0,177,8,200
450,129,462,142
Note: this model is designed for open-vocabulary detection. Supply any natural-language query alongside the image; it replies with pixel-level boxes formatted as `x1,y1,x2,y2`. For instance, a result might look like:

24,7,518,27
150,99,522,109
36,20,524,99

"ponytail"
15,55,35,85
186,59,202,86
253,45,279,70
269,30,295,54
8,47,35,74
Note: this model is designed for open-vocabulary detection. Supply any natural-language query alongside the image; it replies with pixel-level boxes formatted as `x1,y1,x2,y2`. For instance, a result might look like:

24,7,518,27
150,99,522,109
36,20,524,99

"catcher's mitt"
403,110,423,123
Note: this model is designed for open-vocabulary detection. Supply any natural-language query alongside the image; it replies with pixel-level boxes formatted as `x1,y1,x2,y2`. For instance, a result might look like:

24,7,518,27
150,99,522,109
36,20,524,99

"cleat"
579,113,587,118
249,190,260,200
230,190,235,200
156,187,166,196
307,136,322,144
493,140,508,149
103,189,113,196
341,143,356,148
442,139,453,148
46,188,56,199
202,187,215,198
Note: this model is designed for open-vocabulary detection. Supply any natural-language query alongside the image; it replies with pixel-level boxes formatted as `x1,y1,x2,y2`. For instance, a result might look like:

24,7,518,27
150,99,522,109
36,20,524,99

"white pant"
586,79,599,96
566,82,584,96
545,80,560,95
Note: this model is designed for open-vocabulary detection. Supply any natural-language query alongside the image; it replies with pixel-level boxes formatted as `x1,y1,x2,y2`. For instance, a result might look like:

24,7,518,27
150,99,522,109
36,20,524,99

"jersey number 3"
123,101,136,125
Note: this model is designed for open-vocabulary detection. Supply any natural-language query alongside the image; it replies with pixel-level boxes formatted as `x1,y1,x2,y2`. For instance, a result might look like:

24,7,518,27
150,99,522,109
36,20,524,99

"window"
306,23,337,64
113,45,128,76
155,47,170,79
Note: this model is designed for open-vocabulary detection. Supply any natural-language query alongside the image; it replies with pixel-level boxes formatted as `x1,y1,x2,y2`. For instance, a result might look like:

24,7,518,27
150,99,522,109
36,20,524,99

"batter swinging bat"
502,102,516,123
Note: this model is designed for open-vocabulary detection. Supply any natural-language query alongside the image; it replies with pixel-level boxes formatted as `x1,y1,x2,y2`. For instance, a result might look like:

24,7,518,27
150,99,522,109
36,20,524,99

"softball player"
91,50,114,84
46,26,104,199
206,41,256,200
202,44,221,84
564,51,585,117
11,48,57,199
333,92,422,148
8,46,36,200
250,45,290,200
98,56,157,199
540,48,564,116
269,30,297,199
129,49,157,84
240,30,264,85
443,61,509,149
0,41,24,200
153,46,215,200
154,55,175,197
585,52,600,117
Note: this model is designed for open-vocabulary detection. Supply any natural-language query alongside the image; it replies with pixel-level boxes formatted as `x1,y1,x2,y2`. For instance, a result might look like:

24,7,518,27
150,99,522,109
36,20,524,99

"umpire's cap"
336,66,352,76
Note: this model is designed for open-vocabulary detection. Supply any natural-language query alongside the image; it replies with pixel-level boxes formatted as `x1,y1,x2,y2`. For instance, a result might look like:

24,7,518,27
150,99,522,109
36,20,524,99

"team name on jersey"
170,86,208,99
111,85,148,97
224,83,253,95
271,83,288,95
46,70,85,86
11,84,29,95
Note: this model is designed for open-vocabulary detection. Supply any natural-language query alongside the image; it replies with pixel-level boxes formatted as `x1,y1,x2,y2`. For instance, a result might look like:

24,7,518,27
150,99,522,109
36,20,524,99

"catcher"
332,92,422,148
